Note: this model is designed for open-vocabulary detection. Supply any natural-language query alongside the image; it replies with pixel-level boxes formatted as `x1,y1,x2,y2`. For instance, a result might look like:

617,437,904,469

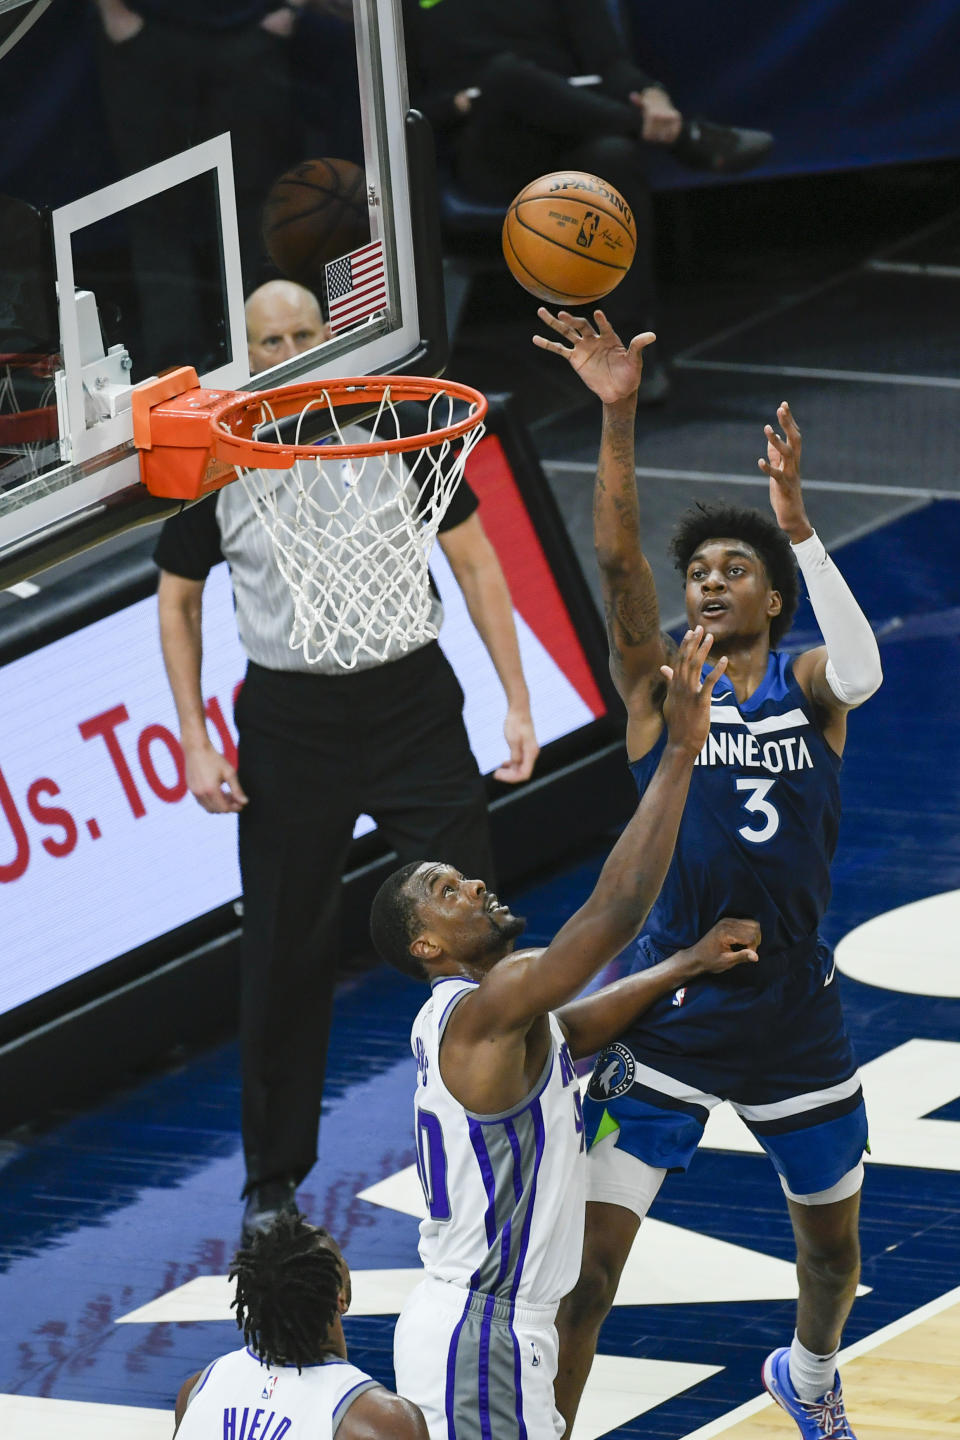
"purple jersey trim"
436,978,478,1038
510,1099,546,1303
511,1322,527,1440
331,1377,380,1435
478,1291,495,1440
464,1042,556,1124
445,1291,473,1438
505,1120,524,1204
468,1119,498,1253
193,1357,220,1395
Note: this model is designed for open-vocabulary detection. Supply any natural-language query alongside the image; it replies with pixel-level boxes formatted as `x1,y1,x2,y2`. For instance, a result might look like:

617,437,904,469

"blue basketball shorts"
582,935,868,1201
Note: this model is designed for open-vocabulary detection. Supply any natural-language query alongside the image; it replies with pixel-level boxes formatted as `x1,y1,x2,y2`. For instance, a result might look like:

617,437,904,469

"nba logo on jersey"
261,1375,278,1400
530,1342,542,1368
415,1036,429,1084
672,987,687,1007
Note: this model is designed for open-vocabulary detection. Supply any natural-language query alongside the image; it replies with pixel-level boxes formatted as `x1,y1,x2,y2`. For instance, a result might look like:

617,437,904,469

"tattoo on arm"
595,407,663,686
604,578,660,679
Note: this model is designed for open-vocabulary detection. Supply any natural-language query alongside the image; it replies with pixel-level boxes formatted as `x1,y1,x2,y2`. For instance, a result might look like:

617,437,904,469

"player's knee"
798,1231,861,1289
479,50,529,96
563,1248,621,1329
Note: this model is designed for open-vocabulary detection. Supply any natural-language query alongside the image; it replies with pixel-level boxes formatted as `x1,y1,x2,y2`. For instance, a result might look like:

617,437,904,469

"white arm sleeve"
791,530,882,706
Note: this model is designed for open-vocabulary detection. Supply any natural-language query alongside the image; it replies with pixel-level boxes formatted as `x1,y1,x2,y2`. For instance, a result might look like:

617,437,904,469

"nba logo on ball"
576,212,600,248
502,171,636,305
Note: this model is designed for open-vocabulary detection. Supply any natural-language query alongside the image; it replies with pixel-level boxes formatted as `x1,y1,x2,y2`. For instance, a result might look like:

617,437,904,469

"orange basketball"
502,171,636,305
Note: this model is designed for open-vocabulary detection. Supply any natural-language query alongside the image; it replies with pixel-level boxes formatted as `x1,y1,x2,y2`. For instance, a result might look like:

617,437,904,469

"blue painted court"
2,499,958,1438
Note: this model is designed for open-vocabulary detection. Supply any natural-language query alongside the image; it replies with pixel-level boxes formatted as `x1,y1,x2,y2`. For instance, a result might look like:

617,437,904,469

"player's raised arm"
457,628,725,1039
534,309,667,757
555,917,760,1059
759,403,882,752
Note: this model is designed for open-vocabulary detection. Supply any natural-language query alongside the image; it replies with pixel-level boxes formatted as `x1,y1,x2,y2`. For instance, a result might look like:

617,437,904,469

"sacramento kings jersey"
411,976,586,1306
633,652,841,960
176,1347,378,1440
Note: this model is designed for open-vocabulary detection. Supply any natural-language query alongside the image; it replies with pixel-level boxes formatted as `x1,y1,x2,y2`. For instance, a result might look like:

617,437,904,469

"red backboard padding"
464,434,605,718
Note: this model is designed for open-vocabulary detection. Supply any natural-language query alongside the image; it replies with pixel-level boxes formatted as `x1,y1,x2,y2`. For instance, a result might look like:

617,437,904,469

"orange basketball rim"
132,367,488,500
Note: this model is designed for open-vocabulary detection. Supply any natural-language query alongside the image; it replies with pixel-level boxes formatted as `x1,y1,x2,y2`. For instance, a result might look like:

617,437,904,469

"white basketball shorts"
394,1274,564,1440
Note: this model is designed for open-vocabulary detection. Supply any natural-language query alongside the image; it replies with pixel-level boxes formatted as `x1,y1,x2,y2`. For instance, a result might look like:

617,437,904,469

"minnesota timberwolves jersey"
633,652,841,960
411,975,586,1306
176,1348,379,1440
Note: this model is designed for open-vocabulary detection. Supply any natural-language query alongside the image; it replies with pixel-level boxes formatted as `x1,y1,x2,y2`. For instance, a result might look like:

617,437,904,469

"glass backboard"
0,0,445,586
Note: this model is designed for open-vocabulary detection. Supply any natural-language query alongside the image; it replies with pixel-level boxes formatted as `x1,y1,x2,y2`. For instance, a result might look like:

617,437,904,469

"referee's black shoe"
241,1178,300,1244
671,119,773,175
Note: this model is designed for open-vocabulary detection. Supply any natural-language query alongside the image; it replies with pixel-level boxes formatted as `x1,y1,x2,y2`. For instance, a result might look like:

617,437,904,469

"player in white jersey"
174,1212,427,1440
370,628,760,1440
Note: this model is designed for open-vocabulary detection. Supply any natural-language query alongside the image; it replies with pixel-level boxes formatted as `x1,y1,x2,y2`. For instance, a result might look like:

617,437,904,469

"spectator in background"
404,0,772,400
93,0,298,288
245,280,331,374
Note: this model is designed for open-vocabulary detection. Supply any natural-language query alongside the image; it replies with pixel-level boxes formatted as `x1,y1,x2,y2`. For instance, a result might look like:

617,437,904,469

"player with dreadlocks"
173,1212,427,1438
535,308,882,1440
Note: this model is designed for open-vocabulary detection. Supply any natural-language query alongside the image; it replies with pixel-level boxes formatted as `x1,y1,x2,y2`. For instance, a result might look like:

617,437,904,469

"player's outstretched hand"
532,308,655,405
758,401,813,542
682,918,761,975
185,741,249,814
660,626,727,757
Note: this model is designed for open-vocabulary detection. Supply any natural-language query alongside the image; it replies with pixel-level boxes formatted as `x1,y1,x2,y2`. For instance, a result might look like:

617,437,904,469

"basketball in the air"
502,171,636,305
262,157,370,290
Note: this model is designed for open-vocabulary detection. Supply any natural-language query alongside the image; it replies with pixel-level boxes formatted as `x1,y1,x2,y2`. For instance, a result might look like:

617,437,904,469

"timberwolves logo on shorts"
589,1043,635,1101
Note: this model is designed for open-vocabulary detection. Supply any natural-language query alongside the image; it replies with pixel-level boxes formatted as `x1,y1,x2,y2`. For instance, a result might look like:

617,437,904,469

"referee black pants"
235,642,493,1195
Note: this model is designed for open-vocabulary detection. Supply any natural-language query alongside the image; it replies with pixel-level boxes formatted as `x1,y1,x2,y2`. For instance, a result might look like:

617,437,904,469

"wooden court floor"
683,1289,960,1439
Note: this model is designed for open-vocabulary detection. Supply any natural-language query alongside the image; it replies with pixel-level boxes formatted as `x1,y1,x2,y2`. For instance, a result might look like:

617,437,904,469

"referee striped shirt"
154,440,478,675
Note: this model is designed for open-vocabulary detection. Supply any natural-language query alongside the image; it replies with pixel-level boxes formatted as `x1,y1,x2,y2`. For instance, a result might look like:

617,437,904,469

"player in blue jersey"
534,308,883,1440
370,628,760,1440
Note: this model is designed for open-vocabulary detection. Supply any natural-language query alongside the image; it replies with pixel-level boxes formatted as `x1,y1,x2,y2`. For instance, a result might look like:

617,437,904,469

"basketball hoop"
133,368,488,669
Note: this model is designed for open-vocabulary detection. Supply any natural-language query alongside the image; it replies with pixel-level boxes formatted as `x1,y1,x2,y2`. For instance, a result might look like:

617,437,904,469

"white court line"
866,258,960,280
797,501,928,557
672,264,868,365
2,580,40,598
672,357,960,390
677,1284,960,1440
870,207,960,264
674,208,960,367
542,460,960,502
0,1393,171,1440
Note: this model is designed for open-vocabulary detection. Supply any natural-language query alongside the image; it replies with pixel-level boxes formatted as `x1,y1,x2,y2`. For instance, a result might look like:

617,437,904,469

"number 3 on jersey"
735,777,780,844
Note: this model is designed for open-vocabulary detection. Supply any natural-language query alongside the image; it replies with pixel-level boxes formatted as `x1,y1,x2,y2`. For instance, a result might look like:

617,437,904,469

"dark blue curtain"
625,0,960,184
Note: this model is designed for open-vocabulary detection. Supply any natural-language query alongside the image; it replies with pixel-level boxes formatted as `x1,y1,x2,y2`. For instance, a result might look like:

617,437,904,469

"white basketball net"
230,385,486,669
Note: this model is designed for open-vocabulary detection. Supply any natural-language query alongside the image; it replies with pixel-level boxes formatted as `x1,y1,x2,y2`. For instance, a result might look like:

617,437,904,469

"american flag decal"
325,240,387,334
